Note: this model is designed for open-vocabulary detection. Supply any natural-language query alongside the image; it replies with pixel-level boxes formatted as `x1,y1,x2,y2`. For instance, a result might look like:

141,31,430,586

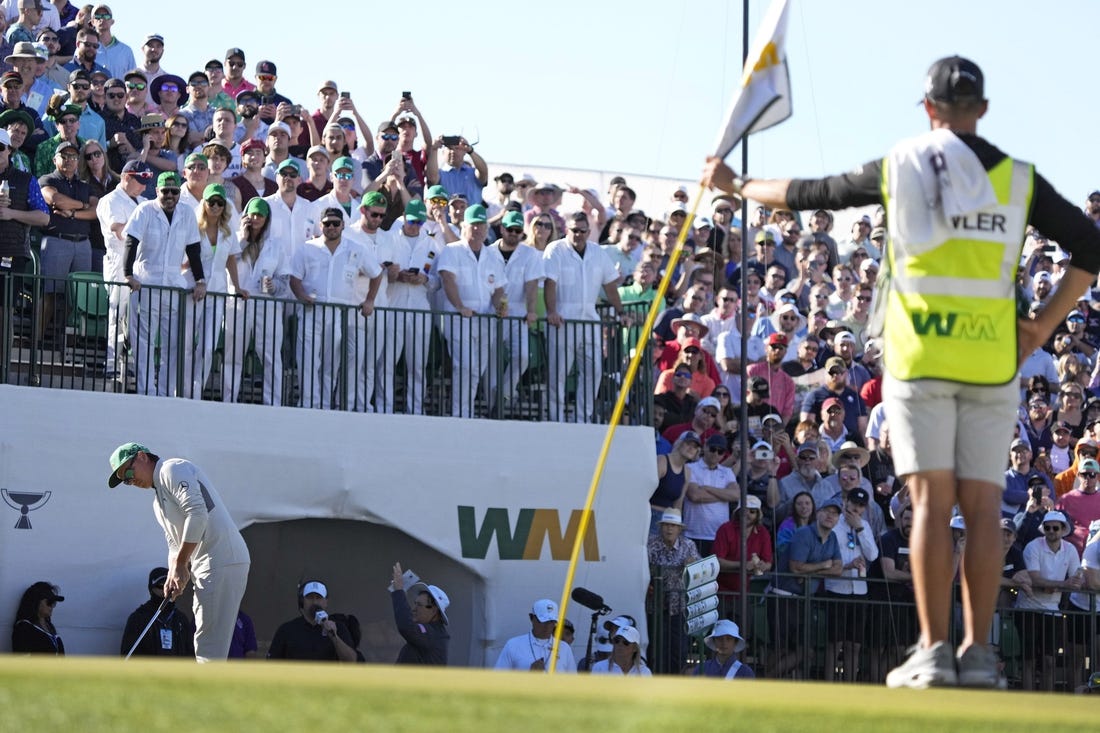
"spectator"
0,107,35,174
182,183,242,400
494,599,576,672
62,29,109,79
11,581,65,654
391,98,432,187
683,433,739,556
430,134,486,207
311,155,360,232
747,332,797,422
657,312,722,386
0,124,48,338
801,355,868,437
77,138,114,273
654,362,699,430
228,609,258,659
714,495,772,606
89,5,135,80
390,563,449,666
179,71,213,146
1016,510,1083,690
178,151,209,209
222,197,290,405
662,397,721,445
1055,458,1100,554
655,340,713,399
778,441,829,520
544,211,625,423
267,581,358,662
699,619,753,679
776,490,816,554
101,77,139,171
251,60,289,125
742,439,780,523
523,181,565,234
221,47,254,99
646,508,700,674
781,335,820,378
823,487,878,682
231,138,275,203
1015,475,1057,549
832,330,872,392
119,567,194,657
289,207,382,410
150,72,185,120
437,203,505,418
1055,437,1099,499
589,625,650,676
297,144,331,202
651,430,701,534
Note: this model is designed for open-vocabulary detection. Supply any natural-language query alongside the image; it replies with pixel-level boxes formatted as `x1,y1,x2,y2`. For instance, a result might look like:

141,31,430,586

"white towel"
887,128,996,245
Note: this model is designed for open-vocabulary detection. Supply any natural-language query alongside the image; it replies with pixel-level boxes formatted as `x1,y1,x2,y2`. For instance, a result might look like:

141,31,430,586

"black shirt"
267,615,355,661
786,133,1100,275
38,171,92,237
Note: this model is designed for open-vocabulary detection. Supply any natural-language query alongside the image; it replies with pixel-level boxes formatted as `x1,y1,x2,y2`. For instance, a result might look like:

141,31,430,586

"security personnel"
703,56,1100,689
120,567,195,657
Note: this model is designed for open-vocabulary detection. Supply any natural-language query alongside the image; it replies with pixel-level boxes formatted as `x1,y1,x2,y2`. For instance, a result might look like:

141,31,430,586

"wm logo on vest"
457,506,600,560
910,312,997,340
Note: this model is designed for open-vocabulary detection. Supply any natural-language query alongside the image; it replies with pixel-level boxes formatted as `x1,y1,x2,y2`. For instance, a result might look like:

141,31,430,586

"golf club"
124,597,171,660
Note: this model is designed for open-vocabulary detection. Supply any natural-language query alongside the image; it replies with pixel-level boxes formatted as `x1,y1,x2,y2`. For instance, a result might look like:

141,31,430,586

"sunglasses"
206,198,226,208
84,150,104,160
714,391,730,397
406,220,424,227
228,60,245,68
613,637,633,646
674,372,691,379
189,79,209,87
707,446,725,454
127,171,153,180
769,343,787,350
334,172,354,180
828,368,845,376
429,198,448,205
857,296,873,302
278,168,300,178
106,91,125,99
380,133,399,141
127,82,146,91
159,188,181,196
1042,525,1063,532
827,407,842,415
367,211,386,219
535,221,553,229
321,220,343,228
93,12,112,19
257,74,276,82
505,227,524,234
160,84,180,93
46,599,58,607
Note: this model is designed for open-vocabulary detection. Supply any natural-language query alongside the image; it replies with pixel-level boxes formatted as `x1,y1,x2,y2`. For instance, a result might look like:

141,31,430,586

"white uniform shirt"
493,632,577,672
344,225,398,306
682,460,737,542
185,225,241,294
542,239,618,320
96,188,144,282
234,232,291,296
264,192,317,258
589,657,652,676
150,458,251,575
825,513,879,595
386,225,441,310
484,240,543,317
1069,538,1100,612
310,192,361,237
123,199,201,288
436,241,504,314
289,236,382,306
1018,536,1081,611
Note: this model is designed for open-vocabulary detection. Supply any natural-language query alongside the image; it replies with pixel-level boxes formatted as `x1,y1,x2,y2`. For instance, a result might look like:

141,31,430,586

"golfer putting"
108,442,251,662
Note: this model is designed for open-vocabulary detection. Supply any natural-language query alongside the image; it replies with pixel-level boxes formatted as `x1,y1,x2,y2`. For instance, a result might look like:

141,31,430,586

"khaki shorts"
882,373,1018,486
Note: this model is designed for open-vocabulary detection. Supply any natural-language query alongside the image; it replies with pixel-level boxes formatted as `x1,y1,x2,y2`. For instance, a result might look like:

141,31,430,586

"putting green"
0,657,1084,732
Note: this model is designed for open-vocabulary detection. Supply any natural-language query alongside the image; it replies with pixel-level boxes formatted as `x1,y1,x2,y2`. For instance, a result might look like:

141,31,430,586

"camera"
1030,485,1043,503
402,91,412,100
441,135,461,147
753,447,774,461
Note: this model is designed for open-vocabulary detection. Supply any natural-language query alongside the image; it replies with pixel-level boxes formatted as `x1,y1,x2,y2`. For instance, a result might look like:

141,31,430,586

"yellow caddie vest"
879,154,1034,385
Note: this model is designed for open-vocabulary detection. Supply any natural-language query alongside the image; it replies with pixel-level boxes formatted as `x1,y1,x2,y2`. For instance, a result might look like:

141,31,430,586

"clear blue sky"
101,0,1096,204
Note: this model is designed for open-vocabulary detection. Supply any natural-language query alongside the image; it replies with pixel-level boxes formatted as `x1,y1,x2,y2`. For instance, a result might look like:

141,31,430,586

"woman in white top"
182,183,242,399
589,625,651,676
221,197,290,405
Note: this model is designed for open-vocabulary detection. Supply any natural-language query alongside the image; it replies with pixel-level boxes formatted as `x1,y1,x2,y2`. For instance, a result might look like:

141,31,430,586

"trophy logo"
2,489,51,529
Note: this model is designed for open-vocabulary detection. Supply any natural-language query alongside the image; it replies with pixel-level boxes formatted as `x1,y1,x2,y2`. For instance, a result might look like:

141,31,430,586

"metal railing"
2,272,654,423
647,567,1100,690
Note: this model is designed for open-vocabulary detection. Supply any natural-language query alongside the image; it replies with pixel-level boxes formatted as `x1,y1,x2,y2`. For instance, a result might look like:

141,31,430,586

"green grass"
0,657,1081,732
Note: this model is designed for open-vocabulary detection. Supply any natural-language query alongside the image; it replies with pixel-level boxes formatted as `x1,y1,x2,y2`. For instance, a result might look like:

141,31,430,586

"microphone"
571,587,611,614
314,609,329,636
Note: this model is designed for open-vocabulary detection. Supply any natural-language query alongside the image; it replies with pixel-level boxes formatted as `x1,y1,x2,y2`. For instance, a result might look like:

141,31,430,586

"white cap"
612,625,640,645
531,598,558,623
267,121,292,137
301,581,327,598
658,509,684,526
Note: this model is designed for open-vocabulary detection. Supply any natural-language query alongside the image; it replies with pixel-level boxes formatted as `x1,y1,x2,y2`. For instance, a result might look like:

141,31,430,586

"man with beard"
119,567,194,657
180,70,214,146
62,29,109,78
44,69,106,149
778,440,829,519
102,77,139,171
267,581,357,661
802,355,868,436
747,332,796,422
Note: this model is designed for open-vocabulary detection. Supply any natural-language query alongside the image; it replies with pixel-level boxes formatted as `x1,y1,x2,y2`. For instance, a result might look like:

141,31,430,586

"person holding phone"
391,94,432,187
428,133,487,207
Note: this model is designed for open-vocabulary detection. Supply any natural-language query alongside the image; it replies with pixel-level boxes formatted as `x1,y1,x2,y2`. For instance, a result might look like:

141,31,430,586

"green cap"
53,104,82,122
277,158,299,173
203,183,227,201
331,155,355,172
184,152,208,168
107,442,150,488
244,197,270,217
157,171,182,189
0,108,34,131
502,211,524,229
464,204,488,224
426,184,448,201
405,199,427,222
360,191,387,209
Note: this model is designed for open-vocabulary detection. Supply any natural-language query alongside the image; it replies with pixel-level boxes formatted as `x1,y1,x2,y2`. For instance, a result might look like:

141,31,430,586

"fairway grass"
0,657,1081,732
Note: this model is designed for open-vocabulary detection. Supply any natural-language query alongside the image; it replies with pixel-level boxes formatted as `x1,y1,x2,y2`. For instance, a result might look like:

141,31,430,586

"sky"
96,0,1097,208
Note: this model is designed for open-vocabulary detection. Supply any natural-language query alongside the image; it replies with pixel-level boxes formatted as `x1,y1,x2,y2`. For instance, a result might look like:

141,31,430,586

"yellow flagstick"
549,183,709,673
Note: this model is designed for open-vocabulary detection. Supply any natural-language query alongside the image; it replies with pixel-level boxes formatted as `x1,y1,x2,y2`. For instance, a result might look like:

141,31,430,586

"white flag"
712,0,793,159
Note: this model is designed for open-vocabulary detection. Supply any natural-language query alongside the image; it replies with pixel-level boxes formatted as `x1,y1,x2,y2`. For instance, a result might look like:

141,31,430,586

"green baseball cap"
107,442,150,488
244,197,271,217
502,211,524,229
426,184,448,201
360,191,387,209
184,152,208,168
203,183,227,201
464,204,488,224
331,155,355,172
157,171,182,189
405,199,427,222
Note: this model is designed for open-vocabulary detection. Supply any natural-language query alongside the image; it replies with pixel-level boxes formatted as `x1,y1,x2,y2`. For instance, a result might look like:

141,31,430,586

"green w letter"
911,312,956,336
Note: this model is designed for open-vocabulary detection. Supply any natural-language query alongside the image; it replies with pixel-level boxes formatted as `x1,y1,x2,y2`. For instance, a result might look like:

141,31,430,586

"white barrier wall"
0,386,655,665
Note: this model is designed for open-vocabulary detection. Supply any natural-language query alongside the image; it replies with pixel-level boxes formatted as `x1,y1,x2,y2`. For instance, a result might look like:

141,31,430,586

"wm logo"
457,507,600,561
911,312,996,340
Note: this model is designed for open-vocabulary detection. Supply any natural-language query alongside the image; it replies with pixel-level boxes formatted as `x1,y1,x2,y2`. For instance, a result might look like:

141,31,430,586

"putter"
124,597,171,660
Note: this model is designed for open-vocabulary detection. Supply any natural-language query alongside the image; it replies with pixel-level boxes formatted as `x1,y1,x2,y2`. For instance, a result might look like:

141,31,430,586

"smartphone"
382,261,393,267
402,91,411,100
441,135,461,147
1030,485,1043,503
406,267,419,274
340,91,350,99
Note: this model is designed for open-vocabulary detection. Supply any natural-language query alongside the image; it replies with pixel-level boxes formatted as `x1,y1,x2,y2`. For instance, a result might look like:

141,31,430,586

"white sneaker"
886,641,958,689
957,644,1007,689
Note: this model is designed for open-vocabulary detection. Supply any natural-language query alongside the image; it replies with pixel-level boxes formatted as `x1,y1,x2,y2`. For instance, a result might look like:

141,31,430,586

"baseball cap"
306,145,330,160
612,625,640,645
822,396,842,412
360,191,387,209
331,155,355,172
425,184,448,200
394,112,417,127
121,160,151,176
697,396,721,412
502,211,524,229
531,599,558,623
1053,420,1072,434
202,183,227,201
148,567,169,589
754,230,776,244
1009,438,1030,451
825,356,847,372
157,171,182,189
706,433,728,450
1000,518,1018,534
847,487,870,505
797,441,819,456
107,442,150,487
404,199,427,223
767,332,788,346
243,198,271,217
144,34,164,45
924,55,985,104
301,581,327,598
318,80,338,92
740,494,763,511
658,509,684,526
1080,458,1100,473
378,118,398,134
835,331,857,345
267,121,291,138
820,497,843,512
52,140,77,154
678,430,702,447
256,60,277,76
240,138,266,155
225,47,245,61
463,204,488,224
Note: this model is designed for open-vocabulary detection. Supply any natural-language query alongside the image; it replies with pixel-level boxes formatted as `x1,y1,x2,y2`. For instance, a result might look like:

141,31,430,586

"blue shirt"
700,657,755,678
777,523,841,594
437,164,483,207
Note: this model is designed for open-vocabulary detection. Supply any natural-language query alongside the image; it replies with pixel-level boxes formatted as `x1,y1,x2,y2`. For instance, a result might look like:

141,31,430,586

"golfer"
704,56,1100,688
108,442,250,662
